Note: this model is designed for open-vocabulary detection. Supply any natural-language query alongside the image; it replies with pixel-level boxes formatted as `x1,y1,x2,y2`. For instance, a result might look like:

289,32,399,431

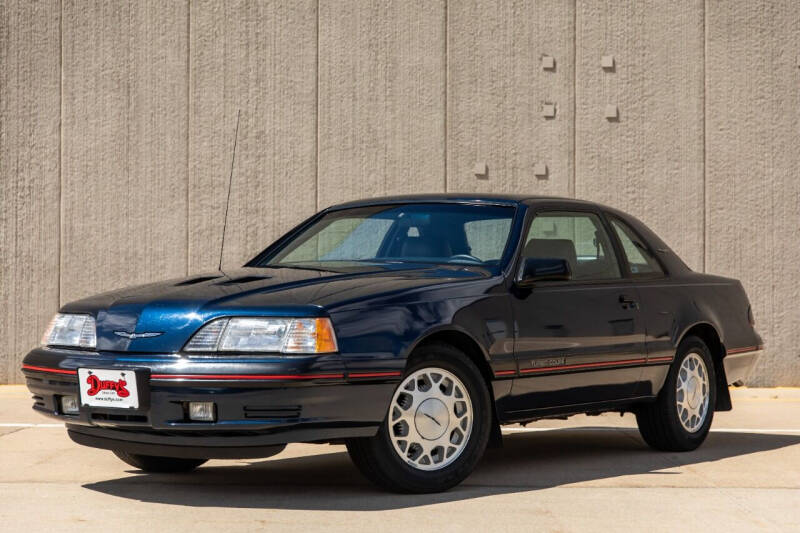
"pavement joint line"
736,398,800,402
500,427,800,434
707,428,800,433
1,423,799,434
0,423,64,427
0,482,797,490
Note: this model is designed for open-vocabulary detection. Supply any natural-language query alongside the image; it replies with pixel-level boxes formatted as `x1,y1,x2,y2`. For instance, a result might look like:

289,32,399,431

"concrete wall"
0,0,60,384
1,0,797,385
705,1,800,386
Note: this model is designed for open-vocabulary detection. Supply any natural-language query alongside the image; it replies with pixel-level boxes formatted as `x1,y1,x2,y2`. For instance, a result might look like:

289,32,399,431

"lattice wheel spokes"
388,366,473,471
675,352,710,433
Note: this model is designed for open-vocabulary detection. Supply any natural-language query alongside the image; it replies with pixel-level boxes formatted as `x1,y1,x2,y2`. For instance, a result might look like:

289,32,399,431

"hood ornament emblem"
114,331,163,339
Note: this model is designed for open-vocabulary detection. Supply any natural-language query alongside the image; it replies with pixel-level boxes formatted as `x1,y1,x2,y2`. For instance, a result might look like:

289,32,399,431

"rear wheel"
113,451,207,473
636,336,716,451
346,343,492,493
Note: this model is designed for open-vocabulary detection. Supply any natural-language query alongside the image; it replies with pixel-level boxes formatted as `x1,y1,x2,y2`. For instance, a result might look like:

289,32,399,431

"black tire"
636,335,716,451
346,342,492,493
113,451,207,473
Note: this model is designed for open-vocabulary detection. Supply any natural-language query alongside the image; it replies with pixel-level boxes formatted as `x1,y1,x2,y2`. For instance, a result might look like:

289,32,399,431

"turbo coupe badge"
531,357,567,368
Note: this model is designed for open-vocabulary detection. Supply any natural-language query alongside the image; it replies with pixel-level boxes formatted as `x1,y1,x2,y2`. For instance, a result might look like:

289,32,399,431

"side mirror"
516,257,571,287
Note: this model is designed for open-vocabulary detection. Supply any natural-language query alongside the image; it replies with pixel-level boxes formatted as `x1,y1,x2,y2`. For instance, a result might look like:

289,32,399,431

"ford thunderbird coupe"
23,194,762,492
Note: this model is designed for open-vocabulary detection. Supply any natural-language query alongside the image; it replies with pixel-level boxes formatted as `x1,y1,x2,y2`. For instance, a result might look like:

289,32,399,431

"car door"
606,214,674,396
506,208,647,416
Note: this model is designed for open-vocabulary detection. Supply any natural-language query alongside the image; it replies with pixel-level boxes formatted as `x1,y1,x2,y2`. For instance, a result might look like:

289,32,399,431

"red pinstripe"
519,358,647,374
21,364,77,375
726,346,761,355
348,371,402,378
21,364,402,381
150,373,344,381
494,355,677,378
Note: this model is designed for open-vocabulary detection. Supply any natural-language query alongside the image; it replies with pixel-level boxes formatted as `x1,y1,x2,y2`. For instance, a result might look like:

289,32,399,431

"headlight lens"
42,313,97,349
184,317,338,354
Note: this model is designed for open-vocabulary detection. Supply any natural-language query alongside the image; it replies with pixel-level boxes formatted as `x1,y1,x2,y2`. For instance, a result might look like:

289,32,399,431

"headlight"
42,313,97,349
184,317,338,354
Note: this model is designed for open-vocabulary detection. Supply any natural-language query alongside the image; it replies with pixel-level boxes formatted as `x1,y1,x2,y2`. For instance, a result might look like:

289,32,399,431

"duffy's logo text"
86,374,130,397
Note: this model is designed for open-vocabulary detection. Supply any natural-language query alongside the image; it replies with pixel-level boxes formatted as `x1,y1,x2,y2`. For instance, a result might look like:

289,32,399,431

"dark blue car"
22,195,761,492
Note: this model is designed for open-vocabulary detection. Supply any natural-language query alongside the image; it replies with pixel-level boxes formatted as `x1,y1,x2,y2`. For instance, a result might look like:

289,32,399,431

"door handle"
619,294,639,310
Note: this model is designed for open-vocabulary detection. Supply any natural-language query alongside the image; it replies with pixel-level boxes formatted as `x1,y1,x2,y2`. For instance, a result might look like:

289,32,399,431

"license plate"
78,368,139,409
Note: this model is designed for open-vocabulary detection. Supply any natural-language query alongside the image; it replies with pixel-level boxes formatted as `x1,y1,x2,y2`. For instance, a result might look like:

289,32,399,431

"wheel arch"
678,322,732,411
408,327,503,447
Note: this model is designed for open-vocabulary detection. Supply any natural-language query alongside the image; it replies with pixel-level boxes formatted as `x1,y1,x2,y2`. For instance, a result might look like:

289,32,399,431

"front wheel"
636,335,716,451
346,343,492,493
113,451,207,473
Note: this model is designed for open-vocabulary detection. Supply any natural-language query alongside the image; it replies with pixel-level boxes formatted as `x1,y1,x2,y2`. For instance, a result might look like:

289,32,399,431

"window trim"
513,206,628,286
604,213,668,279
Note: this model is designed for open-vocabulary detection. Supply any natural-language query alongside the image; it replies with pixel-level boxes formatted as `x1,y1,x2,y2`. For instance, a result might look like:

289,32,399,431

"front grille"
243,405,301,419
91,413,148,424
32,395,45,408
47,379,75,387
104,427,271,438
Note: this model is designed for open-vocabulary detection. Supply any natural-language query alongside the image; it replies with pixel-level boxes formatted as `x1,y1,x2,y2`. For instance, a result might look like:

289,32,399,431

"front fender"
330,293,514,376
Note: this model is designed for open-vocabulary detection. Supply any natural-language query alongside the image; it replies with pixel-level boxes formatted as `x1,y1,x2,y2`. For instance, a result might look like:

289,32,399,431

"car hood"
60,263,490,352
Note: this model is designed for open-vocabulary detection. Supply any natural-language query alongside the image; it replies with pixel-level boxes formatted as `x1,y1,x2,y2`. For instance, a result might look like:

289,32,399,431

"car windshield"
263,203,515,267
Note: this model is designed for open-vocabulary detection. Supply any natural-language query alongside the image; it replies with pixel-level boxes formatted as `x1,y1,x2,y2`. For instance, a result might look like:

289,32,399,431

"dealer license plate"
78,368,139,409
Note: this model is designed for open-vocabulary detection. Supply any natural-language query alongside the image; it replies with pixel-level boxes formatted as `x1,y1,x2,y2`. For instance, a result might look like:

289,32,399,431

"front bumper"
22,347,402,459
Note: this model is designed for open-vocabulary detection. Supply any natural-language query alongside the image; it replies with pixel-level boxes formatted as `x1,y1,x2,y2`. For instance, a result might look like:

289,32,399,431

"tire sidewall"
374,344,492,491
662,337,717,448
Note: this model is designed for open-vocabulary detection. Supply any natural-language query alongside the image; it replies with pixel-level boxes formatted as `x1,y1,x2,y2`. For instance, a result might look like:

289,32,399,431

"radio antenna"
218,109,241,272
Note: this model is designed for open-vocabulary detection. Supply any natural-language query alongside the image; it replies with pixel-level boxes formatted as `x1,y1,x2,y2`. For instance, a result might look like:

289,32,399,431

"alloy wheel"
675,352,710,433
388,367,473,471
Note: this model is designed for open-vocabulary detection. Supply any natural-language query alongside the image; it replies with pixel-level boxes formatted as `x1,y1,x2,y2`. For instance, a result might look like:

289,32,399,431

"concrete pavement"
1,385,798,532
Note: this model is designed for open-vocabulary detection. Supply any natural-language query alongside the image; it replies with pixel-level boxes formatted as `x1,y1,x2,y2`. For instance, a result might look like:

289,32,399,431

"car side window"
610,218,664,276
523,211,621,280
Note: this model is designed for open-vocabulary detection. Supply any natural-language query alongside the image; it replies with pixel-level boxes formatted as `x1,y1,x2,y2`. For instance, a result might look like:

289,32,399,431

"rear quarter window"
610,218,664,276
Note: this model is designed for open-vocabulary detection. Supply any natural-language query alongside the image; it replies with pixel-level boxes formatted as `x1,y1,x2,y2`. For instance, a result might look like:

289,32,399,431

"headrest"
523,238,577,269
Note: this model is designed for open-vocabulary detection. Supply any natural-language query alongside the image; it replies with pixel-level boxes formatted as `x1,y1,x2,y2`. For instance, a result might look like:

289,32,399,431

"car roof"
327,193,607,210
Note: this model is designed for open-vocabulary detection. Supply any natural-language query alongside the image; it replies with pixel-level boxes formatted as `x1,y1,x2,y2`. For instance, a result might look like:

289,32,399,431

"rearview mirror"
516,257,571,287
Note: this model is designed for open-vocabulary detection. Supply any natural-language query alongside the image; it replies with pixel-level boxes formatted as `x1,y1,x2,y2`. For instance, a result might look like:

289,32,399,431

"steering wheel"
449,254,482,263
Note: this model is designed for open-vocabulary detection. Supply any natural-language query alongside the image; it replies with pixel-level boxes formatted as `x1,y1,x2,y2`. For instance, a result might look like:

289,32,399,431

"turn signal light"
315,318,338,353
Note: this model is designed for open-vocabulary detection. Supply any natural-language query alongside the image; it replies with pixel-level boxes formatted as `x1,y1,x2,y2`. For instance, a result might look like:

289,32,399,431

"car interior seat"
523,238,578,274
400,234,453,259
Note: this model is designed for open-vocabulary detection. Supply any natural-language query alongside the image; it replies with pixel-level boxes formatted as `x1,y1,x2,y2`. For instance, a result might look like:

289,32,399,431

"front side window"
610,218,664,276
263,203,516,267
523,211,621,280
